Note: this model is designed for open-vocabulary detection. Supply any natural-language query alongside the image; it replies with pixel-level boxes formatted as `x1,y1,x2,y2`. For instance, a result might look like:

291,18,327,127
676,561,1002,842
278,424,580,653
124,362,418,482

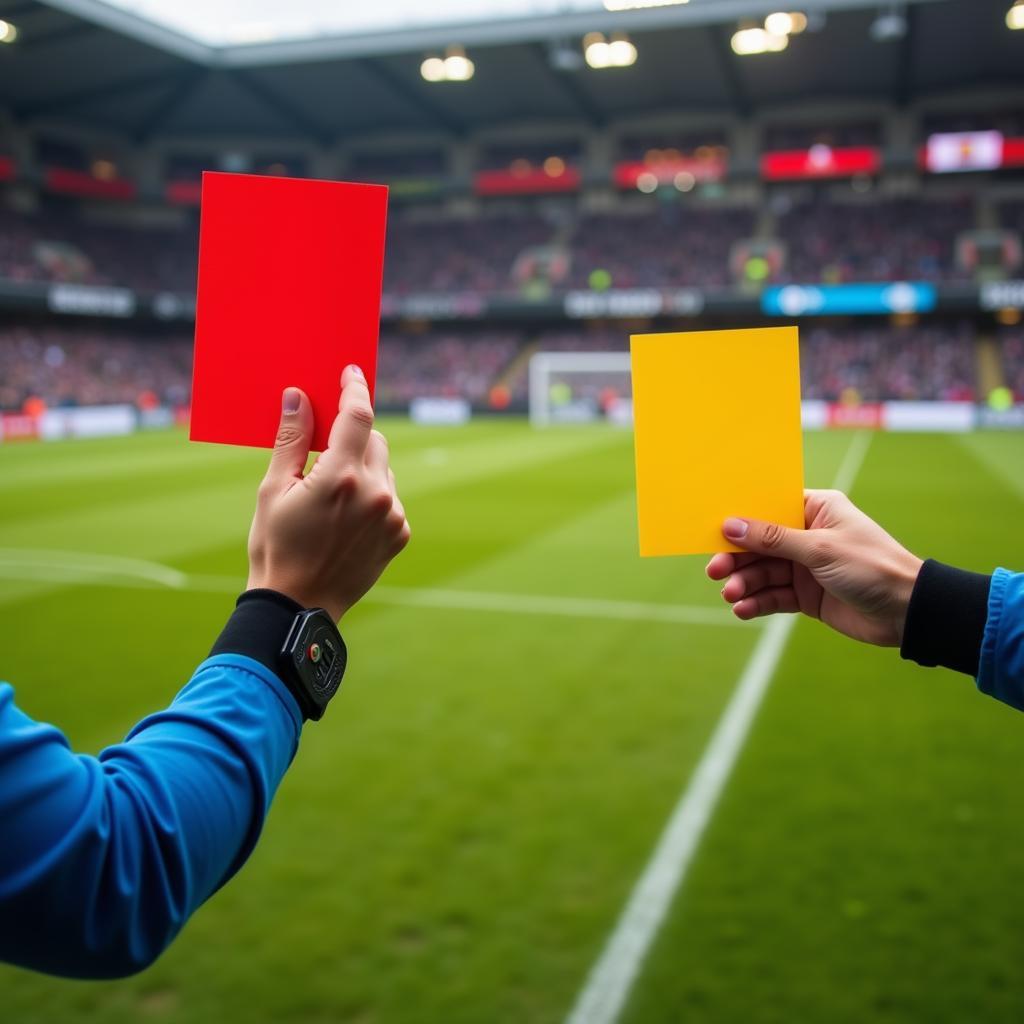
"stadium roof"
4,0,1022,143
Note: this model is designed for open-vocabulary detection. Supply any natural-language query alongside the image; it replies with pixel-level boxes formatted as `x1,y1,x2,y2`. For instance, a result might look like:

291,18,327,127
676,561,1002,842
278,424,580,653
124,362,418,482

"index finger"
326,365,375,458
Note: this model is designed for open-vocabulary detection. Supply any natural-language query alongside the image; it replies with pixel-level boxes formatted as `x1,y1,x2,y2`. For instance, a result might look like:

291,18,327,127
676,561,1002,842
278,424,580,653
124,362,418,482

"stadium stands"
566,208,755,289
0,322,993,412
775,198,974,283
0,326,192,411
0,194,988,296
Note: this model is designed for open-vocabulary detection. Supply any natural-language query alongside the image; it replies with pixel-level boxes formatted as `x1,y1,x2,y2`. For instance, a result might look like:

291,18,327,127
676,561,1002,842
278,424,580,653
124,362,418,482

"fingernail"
282,387,300,414
723,517,749,540
346,364,365,381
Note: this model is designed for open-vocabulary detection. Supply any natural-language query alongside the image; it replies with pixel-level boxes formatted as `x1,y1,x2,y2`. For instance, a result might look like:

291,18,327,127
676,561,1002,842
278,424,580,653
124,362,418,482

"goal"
528,351,632,427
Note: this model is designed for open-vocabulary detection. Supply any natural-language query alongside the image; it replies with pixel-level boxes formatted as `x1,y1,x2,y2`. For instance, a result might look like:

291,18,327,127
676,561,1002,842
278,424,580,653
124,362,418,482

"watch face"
300,622,343,695
285,610,347,719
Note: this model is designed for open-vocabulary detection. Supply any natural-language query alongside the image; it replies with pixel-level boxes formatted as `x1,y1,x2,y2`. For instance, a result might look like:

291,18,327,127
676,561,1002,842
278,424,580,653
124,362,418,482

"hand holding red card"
190,171,388,452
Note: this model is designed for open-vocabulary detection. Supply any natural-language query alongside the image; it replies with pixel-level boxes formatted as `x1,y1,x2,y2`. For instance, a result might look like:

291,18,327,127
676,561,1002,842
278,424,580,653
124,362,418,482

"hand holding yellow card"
631,327,805,557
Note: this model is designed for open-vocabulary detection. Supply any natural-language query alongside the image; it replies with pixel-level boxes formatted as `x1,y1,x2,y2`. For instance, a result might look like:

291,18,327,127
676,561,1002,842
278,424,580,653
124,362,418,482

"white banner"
409,397,471,426
40,405,136,440
926,131,1003,174
882,402,975,433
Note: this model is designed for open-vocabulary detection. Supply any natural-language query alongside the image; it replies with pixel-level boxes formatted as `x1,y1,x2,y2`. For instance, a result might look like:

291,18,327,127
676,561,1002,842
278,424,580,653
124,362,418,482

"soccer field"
3,422,1024,1023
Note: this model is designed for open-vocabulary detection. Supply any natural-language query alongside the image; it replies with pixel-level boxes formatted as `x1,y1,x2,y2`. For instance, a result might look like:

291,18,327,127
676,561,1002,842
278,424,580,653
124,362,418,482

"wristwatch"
278,608,348,721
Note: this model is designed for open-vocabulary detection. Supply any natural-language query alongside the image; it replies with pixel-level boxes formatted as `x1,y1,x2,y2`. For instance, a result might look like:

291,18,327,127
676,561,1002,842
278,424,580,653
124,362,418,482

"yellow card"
631,326,804,557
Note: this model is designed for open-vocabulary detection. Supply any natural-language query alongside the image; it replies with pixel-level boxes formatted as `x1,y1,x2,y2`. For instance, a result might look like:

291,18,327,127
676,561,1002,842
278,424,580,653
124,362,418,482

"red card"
190,171,388,452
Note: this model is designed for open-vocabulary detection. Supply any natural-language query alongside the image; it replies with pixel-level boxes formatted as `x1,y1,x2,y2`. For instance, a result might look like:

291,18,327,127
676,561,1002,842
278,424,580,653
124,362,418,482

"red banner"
44,167,137,201
1000,137,1024,169
474,167,581,196
0,414,40,441
827,403,883,429
613,157,727,189
166,180,203,205
761,146,881,181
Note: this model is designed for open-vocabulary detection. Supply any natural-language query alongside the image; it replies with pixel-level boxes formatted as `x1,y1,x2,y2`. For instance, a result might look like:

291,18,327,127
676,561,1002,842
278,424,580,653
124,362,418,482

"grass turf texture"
1,423,1023,1023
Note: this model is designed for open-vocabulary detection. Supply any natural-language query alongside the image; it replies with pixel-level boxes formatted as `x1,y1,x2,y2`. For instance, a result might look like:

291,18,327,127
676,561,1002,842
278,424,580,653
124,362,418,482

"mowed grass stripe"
0,424,625,611
621,433,1024,1024
1,424,764,1024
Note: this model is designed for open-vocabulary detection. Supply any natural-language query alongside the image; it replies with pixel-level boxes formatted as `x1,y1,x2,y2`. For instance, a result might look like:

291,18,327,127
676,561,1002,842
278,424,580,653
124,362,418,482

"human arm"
705,489,1024,712
0,366,410,977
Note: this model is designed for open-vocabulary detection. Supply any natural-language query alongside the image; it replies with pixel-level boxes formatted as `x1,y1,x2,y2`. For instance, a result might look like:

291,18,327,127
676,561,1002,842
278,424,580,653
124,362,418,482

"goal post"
528,351,632,427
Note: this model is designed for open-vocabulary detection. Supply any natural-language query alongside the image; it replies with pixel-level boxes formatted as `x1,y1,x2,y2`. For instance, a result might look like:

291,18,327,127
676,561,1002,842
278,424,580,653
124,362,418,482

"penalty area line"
563,430,873,1024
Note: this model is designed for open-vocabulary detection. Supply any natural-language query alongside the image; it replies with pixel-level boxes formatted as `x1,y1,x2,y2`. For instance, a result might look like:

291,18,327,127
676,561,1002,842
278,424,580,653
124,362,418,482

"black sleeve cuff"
209,589,307,679
900,560,991,677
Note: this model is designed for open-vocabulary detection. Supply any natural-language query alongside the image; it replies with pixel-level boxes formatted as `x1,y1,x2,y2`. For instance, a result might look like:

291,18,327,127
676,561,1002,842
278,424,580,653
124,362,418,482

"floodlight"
420,56,446,81
607,34,637,67
1008,1,1024,29
731,26,789,55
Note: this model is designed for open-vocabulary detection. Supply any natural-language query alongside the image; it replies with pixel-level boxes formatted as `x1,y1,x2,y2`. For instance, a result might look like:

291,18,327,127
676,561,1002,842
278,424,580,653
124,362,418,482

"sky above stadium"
96,0,622,46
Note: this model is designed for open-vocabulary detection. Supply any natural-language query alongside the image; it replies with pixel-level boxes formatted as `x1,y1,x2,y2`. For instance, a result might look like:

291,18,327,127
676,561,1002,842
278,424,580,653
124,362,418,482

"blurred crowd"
775,199,974,284
0,323,1002,413
0,194,991,296
0,327,192,411
798,323,977,401
376,330,521,404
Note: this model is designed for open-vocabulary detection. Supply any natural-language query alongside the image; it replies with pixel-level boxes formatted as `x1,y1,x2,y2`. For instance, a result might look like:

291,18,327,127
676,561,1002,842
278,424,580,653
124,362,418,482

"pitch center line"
563,430,873,1024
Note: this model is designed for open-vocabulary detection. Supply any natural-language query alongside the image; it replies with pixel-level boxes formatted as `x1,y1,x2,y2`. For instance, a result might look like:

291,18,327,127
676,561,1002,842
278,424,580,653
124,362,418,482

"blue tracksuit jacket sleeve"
0,653,302,979
978,568,1024,712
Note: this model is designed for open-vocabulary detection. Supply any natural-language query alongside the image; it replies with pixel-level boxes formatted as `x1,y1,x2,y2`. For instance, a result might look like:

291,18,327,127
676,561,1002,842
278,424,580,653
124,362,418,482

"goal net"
528,351,632,427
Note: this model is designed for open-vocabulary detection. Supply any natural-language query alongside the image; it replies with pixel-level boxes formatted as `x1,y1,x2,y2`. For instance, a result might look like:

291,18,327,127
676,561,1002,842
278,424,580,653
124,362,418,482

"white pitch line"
0,548,189,589
0,556,744,629
563,430,873,1024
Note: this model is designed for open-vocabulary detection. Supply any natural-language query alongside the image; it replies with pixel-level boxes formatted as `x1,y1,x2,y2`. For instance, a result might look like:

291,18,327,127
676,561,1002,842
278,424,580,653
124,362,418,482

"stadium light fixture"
731,25,789,55
443,45,474,81
0,19,18,43
1008,0,1024,29
420,45,474,82
420,56,445,81
764,11,808,36
584,31,637,69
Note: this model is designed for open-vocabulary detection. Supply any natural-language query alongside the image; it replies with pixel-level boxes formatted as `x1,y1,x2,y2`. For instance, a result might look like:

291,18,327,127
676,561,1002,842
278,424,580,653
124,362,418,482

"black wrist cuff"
900,560,991,677
209,589,308,679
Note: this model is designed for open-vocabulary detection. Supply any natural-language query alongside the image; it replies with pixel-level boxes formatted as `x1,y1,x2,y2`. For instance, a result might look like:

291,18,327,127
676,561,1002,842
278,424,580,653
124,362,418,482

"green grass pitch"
2,421,1024,1023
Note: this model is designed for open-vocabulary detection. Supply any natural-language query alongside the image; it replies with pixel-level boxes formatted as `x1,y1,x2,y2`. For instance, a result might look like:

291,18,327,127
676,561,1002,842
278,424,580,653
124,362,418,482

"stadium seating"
775,199,974,283
0,327,192,412
0,196,987,296
0,323,986,412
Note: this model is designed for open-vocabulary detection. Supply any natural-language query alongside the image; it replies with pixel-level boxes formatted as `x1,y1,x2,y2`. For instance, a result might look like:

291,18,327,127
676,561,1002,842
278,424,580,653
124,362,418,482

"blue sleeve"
0,654,302,979
977,568,1024,712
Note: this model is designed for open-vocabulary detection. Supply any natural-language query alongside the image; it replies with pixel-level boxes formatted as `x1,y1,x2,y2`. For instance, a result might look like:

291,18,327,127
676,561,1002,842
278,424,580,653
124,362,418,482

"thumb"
722,516,815,564
265,387,313,488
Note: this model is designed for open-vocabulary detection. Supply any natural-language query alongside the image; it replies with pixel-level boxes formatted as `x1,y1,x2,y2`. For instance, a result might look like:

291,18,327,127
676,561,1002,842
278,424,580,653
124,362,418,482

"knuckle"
348,403,375,430
256,478,276,502
371,429,389,450
334,469,360,497
274,424,304,449
760,522,787,551
368,487,394,516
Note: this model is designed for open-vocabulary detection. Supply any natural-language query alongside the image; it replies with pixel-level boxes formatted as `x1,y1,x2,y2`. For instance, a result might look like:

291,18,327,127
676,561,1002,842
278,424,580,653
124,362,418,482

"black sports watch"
209,590,349,722
278,608,348,721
